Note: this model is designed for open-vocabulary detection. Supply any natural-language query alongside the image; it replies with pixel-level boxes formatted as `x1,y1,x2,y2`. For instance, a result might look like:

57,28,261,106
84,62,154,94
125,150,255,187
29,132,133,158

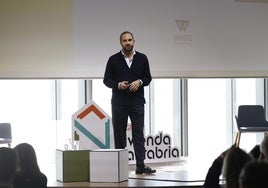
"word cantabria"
127,132,180,163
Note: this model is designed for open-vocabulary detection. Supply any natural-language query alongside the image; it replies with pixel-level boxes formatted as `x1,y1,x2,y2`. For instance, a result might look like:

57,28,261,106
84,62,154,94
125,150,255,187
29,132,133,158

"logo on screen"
176,20,189,32
174,19,192,43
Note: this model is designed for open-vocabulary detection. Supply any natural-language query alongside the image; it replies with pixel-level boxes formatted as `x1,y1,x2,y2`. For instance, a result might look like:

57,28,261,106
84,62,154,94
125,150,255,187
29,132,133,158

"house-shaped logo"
72,100,114,150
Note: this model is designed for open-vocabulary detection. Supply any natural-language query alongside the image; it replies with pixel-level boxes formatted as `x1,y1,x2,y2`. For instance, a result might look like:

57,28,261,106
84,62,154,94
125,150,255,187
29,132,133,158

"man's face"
120,33,135,53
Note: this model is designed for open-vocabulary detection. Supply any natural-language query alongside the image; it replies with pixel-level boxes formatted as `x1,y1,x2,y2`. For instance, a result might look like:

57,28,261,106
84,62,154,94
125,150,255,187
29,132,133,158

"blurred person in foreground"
239,160,268,188
204,145,253,188
0,147,17,188
13,143,47,188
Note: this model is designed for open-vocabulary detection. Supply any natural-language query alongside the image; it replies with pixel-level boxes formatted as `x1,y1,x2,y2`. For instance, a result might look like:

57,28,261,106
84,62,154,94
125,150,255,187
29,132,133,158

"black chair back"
235,105,268,146
237,105,267,127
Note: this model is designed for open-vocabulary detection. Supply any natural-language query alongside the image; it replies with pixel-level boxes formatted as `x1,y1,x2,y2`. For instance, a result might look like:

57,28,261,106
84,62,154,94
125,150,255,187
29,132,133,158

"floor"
46,157,210,187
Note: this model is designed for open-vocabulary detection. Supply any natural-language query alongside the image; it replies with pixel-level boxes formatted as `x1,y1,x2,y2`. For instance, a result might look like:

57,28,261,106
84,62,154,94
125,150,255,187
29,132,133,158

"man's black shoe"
135,166,156,174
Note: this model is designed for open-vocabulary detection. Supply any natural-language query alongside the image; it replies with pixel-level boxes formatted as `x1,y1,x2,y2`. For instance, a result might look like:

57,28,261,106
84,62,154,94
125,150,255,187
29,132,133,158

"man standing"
103,31,155,174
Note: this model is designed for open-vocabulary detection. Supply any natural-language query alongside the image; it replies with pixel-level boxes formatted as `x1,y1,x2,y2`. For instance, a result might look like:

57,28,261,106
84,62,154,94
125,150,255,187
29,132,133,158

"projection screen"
0,0,268,78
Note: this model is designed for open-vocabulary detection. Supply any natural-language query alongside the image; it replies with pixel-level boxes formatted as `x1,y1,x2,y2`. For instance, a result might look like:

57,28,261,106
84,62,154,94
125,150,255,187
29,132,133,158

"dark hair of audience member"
13,143,47,188
221,146,253,188
0,147,17,185
239,160,268,188
15,143,42,174
259,136,268,160
248,144,260,159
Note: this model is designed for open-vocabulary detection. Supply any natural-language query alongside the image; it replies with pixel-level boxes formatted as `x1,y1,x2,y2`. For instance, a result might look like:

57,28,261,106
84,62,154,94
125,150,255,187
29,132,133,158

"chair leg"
235,132,241,147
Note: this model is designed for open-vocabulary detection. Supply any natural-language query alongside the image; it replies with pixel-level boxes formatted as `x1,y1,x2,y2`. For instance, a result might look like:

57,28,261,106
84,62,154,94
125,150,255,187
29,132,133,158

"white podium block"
89,149,128,182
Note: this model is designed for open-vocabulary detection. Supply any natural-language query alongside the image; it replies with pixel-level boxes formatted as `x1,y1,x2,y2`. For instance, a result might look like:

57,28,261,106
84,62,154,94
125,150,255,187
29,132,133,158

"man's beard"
123,45,133,53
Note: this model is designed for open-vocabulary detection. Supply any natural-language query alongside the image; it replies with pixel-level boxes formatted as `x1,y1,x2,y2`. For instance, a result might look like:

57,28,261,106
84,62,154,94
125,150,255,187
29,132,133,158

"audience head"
13,143,41,175
222,146,252,188
0,147,17,182
239,160,268,188
248,144,260,159
259,136,268,160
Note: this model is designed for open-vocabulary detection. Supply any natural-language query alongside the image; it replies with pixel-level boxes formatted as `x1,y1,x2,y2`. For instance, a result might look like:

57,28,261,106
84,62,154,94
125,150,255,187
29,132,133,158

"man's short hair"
120,31,134,41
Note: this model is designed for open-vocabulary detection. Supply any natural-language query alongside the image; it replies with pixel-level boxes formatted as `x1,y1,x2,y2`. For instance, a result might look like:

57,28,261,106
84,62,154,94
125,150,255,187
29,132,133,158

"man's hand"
119,81,129,90
129,80,141,92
